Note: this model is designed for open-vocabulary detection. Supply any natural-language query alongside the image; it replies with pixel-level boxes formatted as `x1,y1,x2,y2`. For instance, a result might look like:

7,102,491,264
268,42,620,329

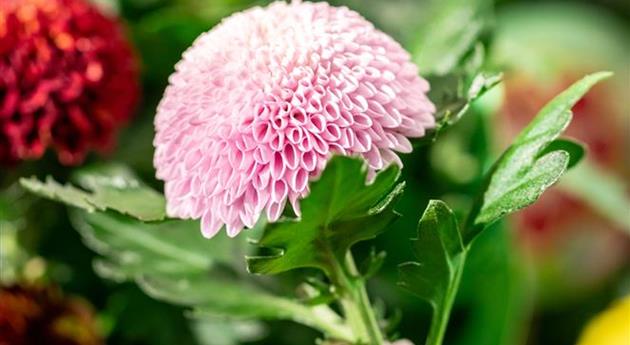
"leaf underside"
20,164,319,322
73,210,303,320
20,164,166,221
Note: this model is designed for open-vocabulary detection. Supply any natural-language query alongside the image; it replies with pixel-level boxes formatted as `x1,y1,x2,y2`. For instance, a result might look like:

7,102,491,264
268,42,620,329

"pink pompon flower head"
154,0,436,238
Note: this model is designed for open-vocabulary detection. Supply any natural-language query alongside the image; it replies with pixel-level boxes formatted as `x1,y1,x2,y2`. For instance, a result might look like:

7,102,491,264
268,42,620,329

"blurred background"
1,0,628,344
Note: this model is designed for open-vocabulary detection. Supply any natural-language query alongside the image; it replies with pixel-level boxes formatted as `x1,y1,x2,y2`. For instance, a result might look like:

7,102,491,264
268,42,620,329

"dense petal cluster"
154,1,435,237
0,0,139,165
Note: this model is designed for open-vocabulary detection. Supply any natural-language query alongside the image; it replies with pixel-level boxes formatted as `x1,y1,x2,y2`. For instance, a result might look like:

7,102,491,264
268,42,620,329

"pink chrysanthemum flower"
154,1,435,238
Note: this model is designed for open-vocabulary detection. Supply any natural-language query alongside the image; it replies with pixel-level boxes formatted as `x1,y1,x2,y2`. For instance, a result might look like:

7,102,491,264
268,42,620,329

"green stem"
425,251,467,345
281,299,355,342
330,250,384,345
346,253,385,344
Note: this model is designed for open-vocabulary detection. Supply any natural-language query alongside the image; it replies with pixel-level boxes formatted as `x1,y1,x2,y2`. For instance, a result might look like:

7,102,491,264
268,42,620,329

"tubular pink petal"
253,120,274,143
365,146,384,170
267,199,286,222
301,150,318,172
283,143,300,170
322,123,342,142
270,151,286,180
226,219,242,237
254,145,273,164
353,112,373,129
289,192,302,218
393,133,413,153
201,211,223,239
310,132,330,155
269,131,286,151
323,102,341,121
290,108,308,126
272,179,288,203
286,126,304,144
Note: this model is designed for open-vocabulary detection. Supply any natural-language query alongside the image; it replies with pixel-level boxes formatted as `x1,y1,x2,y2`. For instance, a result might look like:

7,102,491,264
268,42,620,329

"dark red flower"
0,0,139,165
0,284,103,345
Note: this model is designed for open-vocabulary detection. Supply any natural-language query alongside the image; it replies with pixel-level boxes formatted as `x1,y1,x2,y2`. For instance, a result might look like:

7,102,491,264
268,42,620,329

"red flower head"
0,284,103,345
0,0,139,165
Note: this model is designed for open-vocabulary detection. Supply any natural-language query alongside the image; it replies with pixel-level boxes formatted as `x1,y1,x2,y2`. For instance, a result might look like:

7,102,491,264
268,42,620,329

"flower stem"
425,251,466,345
280,299,355,342
330,250,384,345
346,253,384,345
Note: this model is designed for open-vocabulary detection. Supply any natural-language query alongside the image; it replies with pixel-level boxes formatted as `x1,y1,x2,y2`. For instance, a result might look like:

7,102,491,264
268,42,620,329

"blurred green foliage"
2,0,629,345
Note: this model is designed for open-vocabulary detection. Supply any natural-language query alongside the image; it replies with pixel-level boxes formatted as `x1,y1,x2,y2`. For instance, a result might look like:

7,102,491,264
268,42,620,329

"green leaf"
22,163,354,340
72,210,353,340
408,0,498,148
19,176,95,211
430,69,502,129
296,279,336,307
72,211,272,315
191,318,264,345
412,0,491,76
409,0,500,147
538,138,585,169
398,201,464,305
137,273,309,320
416,49,502,148
476,150,570,225
73,211,227,280
20,164,166,221
398,200,466,344
464,71,613,243
247,156,404,276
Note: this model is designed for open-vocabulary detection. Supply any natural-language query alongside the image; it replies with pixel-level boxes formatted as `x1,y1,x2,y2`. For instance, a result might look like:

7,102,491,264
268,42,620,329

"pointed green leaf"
398,200,465,307
464,71,612,243
398,200,467,345
72,211,229,279
475,150,570,226
247,156,404,276
20,164,166,221
417,51,502,148
136,273,308,320
539,138,585,169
